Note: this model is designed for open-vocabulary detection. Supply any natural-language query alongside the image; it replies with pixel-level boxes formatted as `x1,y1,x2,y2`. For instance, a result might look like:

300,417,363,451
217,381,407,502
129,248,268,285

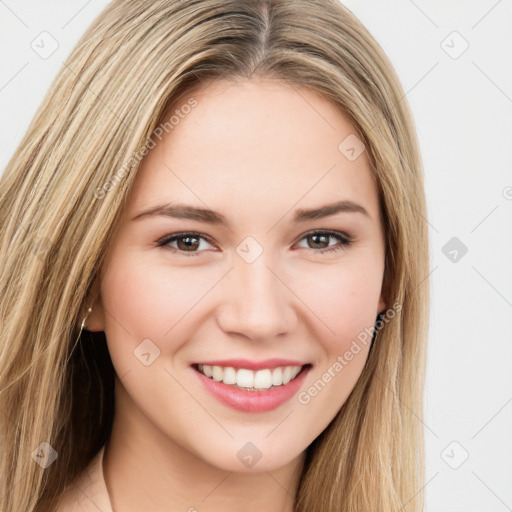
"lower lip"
192,365,312,413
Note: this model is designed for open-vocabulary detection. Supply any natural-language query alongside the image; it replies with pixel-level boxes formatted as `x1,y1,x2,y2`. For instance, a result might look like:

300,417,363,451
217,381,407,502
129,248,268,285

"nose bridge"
217,245,294,340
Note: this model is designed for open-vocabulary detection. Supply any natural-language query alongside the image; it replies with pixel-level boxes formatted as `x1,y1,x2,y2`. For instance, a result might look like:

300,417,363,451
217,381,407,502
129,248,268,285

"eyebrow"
131,199,370,226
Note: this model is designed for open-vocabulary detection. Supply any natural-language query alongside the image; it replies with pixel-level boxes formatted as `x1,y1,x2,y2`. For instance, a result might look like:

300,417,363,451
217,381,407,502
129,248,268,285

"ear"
82,277,106,332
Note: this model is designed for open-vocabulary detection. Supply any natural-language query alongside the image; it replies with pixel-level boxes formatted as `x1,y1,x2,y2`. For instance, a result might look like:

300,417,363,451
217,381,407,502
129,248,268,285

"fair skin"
86,76,386,511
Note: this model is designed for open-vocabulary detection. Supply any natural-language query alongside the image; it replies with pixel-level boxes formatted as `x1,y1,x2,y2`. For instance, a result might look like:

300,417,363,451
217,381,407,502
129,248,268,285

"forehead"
126,77,379,225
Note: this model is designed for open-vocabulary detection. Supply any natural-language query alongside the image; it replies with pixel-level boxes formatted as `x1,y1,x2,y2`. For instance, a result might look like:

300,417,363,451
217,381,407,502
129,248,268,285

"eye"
156,230,353,257
156,232,215,256
295,230,353,254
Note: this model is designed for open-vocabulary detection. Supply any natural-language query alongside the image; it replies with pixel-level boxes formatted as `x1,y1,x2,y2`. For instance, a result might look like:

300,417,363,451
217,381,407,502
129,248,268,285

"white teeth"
196,364,304,390
254,369,273,389
282,366,294,384
202,364,213,378
222,366,237,385
212,365,223,382
271,367,283,386
236,368,254,388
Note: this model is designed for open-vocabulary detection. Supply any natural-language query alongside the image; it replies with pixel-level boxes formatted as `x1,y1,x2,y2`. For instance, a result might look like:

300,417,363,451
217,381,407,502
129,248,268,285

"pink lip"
192,358,308,371
191,364,312,413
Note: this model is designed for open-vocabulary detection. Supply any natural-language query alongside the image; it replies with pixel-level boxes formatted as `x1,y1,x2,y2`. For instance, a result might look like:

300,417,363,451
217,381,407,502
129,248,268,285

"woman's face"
91,77,386,472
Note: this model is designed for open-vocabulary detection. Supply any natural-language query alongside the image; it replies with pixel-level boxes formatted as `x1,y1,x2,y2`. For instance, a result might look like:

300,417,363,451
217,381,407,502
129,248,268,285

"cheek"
100,252,219,346
294,256,384,352
291,257,383,437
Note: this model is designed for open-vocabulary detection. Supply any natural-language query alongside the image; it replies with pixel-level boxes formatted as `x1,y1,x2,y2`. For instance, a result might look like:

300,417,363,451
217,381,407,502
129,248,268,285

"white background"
1,1,511,511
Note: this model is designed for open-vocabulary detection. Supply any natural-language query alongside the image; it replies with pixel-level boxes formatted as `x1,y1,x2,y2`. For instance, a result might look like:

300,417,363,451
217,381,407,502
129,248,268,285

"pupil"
310,234,328,249
178,236,199,251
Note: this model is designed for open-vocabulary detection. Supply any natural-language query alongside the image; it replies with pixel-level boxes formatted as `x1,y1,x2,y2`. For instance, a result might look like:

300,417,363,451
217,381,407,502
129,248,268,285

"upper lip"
192,358,310,371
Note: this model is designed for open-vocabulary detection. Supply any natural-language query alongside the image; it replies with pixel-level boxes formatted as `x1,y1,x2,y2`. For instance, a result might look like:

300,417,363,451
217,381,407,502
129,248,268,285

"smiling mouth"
191,363,312,391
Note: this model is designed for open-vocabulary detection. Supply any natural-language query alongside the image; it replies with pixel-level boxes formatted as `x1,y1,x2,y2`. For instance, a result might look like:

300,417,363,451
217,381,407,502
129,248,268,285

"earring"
80,306,93,332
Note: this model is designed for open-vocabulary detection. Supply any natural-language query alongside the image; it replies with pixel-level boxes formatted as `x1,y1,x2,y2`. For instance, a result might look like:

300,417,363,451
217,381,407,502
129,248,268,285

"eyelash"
156,230,353,257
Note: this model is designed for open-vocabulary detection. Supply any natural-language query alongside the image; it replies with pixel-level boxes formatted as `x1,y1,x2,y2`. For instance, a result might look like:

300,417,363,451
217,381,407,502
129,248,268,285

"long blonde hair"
0,1,429,510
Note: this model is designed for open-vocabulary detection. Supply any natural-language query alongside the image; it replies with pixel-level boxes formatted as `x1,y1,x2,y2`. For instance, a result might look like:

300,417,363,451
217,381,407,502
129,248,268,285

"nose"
216,252,296,342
